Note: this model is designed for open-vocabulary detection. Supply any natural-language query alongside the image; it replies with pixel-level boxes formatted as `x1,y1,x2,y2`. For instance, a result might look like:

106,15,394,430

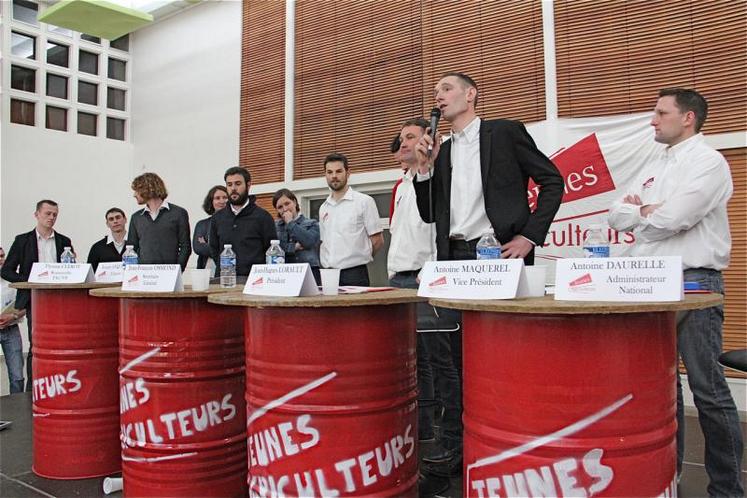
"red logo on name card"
568,273,596,293
429,276,447,287
97,271,107,277
528,133,616,211
251,277,264,287
570,273,593,287
128,275,139,283
38,271,49,277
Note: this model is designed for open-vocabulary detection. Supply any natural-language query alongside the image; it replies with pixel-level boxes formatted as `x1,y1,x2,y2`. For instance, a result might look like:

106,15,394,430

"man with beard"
87,207,128,271
319,153,383,286
209,166,276,276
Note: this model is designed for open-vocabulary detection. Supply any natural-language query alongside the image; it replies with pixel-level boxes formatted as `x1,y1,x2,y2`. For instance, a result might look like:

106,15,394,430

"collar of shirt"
451,116,481,145
35,229,55,241
106,232,127,245
230,199,250,215
664,133,703,163
324,186,355,206
142,200,170,215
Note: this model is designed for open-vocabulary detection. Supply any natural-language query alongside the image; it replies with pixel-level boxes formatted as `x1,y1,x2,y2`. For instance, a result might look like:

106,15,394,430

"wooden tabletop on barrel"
208,288,425,308
11,281,120,290
89,284,238,299
429,293,723,314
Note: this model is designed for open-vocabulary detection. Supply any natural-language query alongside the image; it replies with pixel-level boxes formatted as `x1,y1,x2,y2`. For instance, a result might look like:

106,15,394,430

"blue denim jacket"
275,214,320,267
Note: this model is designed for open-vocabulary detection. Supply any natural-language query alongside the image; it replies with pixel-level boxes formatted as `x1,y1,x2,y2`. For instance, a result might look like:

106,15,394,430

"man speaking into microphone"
412,72,563,483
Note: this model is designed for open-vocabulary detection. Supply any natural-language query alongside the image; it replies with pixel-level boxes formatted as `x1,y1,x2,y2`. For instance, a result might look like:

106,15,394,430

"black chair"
718,349,747,374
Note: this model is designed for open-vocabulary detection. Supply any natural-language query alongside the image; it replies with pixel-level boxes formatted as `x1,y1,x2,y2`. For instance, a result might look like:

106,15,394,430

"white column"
284,0,296,182
541,0,558,120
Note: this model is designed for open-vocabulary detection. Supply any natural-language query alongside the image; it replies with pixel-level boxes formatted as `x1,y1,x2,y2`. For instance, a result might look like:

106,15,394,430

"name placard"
29,263,93,284
95,262,124,283
122,264,184,292
417,259,526,300
244,263,319,297
554,256,683,302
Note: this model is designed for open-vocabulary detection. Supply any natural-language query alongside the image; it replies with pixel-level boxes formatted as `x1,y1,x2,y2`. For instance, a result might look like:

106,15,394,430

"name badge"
418,259,528,300
29,263,93,284
95,262,124,283
554,256,683,302
244,263,319,297
122,264,184,292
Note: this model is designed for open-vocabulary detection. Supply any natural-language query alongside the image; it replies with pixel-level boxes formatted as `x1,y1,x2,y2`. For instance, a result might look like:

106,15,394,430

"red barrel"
32,288,120,479
118,298,247,497
463,311,677,498
244,305,418,497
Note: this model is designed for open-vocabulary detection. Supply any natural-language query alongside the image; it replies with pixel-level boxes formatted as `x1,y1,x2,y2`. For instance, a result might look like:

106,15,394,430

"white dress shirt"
388,171,436,278
36,230,57,263
319,187,382,270
608,133,732,270
143,200,170,221
107,232,127,254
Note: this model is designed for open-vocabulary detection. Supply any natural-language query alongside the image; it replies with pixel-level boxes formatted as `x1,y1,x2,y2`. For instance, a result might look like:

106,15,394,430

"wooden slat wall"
554,0,747,135
421,0,545,134
293,0,423,180
239,1,285,185
722,148,747,375
255,193,276,218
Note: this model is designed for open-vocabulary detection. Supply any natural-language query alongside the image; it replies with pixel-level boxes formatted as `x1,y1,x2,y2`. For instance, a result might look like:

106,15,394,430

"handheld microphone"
427,107,441,156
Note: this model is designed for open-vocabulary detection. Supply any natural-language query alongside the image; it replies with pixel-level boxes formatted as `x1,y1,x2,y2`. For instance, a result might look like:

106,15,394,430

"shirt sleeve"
362,196,382,236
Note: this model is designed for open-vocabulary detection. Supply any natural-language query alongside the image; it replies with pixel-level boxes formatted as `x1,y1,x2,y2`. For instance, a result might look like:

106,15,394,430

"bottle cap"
64,246,71,250
224,244,232,248
271,239,280,244
126,245,133,249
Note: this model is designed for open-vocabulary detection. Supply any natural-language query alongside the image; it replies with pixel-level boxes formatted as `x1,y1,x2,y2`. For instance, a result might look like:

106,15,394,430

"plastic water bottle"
266,240,285,264
476,233,501,260
60,246,76,263
583,224,610,258
122,245,138,267
220,244,237,288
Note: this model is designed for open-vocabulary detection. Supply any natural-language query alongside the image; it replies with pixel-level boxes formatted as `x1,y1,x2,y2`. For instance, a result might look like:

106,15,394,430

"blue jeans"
390,271,436,439
0,324,25,394
677,269,743,497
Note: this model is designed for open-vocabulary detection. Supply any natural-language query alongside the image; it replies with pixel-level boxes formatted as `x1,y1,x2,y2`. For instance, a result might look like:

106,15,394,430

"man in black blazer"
1,200,73,391
87,207,128,271
412,73,563,483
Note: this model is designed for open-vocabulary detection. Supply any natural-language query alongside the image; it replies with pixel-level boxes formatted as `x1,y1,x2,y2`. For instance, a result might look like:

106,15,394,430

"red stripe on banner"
552,209,609,224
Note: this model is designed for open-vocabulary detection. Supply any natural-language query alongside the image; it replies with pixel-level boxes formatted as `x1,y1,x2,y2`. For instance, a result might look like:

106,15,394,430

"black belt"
395,269,421,277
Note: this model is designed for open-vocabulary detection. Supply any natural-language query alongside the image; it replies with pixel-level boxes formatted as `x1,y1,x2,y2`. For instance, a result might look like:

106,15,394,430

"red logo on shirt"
642,177,655,189
528,133,616,211
322,212,329,222
429,276,447,287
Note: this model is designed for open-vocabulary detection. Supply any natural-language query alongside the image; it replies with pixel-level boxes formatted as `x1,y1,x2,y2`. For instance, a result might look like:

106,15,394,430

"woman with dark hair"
193,185,228,270
273,188,321,284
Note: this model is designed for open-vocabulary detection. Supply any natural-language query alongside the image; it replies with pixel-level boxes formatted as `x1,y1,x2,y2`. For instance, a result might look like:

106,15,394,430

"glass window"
46,105,67,131
110,34,129,52
46,73,68,99
78,80,98,105
108,57,126,81
11,99,35,126
107,117,125,140
11,65,35,92
11,31,35,59
48,24,73,37
80,33,100,44
79,50,98,75
107,87,126,111
78,112,97,136
12,0,38,26
46,41,69,67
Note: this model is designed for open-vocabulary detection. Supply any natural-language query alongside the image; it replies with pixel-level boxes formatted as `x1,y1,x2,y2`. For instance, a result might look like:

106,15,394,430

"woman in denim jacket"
273,189,321,284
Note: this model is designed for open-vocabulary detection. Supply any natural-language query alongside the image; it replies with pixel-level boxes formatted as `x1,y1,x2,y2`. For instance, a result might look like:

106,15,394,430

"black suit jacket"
414,119,564,264
86,235,125,271
1,229,72,309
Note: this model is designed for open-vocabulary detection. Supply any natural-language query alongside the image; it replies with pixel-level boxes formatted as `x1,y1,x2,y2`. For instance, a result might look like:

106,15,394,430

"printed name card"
244,263,319,297
29,263,93,284
418,259,527,300
95,262,124,283
554,256,683,302
122,264,184,292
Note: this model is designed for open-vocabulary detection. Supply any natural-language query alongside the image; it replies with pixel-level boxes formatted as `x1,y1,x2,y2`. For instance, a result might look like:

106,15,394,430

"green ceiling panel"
38,0,153,40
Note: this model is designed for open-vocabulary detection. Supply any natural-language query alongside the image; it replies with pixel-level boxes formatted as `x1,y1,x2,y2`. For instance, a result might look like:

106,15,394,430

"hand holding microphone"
427,107,441,157
415,107,442,174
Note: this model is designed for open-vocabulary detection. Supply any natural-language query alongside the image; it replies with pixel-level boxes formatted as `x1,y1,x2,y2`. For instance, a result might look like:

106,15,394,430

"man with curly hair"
127,172,191,269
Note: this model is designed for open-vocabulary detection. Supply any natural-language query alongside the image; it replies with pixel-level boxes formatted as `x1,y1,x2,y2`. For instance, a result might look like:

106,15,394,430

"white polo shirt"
36,230,57,263
388,171,436,278
319,187,382,270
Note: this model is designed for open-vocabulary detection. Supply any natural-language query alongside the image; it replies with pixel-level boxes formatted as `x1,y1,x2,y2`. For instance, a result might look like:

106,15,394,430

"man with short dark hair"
1,199,73,391
609,88,743,497
87,208,127,271
319,153,384,286
209,166,276,276
127,172,191,269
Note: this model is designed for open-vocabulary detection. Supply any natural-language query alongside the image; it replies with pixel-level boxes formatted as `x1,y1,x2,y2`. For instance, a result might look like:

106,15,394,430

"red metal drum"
244,305,418,498
32,288,120,479
118,298,246,497
463,311,677,498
